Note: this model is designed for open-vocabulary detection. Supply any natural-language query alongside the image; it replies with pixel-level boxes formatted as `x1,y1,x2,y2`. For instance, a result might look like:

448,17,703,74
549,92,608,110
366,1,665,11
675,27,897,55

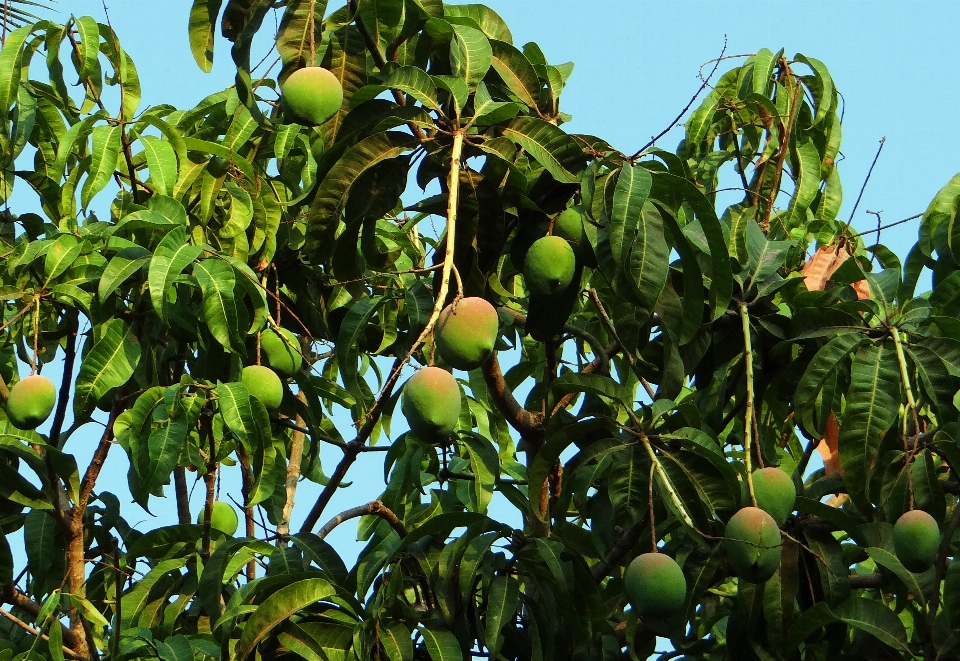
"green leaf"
489,39,541,112
221,180,255,239
74,318,141,419
419,626,462,661
43,234,81,286
276,0,328,66
194,259,242,353
235,578,336,660
609,164,652,268
863,547,925,606
147,228,203,320
795,53,835,125
98,246,150,301
188,0,224,72
379,621,413,661
384,65,442,112
140,135,178,196
752,47,778,96
306,131,417,261
838,343,900,510
0,25,33,123
499,116,584,184
80,124,122,209
832,597,911,654
120,558,189,628
65,593,109,627
335,295,383,395
75,16,102,79
276,621,335,661
24,511,60,580
459,432,499,514
449,24,491,87
785,135,822,231
484,575,518,658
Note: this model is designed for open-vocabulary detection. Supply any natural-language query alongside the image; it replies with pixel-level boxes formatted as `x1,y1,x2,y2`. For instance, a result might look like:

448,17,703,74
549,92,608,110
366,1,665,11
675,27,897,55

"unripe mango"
401,366,461,440
197,501,240,536
260,327,302,378
523,236,575,297
624,553,687,618
241,365,283,410
745,467,797,525
5,375,56,430
281,67,343,126
435,297,499,371
894,510,940,572
724,506,782,583
553,207,596,266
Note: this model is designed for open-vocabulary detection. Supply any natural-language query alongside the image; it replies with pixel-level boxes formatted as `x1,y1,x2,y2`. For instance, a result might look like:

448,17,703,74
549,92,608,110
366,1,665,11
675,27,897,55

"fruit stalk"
412,130,464,358
891,327,918,508
740,302,758,508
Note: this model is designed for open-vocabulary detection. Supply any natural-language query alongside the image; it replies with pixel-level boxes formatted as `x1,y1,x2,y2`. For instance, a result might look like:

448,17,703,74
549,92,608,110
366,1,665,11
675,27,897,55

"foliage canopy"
0,2,957,660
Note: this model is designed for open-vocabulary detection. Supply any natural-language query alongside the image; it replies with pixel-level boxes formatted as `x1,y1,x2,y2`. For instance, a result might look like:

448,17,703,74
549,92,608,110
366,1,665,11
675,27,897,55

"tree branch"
317,500,407,540
500,306,609,377
0,608,87,661
2,583,82,652
592,520,645,582
480,352,543,444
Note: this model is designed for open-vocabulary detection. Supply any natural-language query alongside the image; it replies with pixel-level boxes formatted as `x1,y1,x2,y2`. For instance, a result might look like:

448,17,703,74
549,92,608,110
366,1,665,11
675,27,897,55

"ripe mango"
435,297,499,370
281,67,343,126
624,552,687,617
241,365,283,410
401,366,461,440
5,375,56,430
724,506,782,583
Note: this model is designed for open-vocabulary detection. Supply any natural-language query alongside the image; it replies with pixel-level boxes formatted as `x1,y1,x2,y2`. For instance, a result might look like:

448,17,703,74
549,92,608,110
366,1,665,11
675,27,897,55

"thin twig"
630,36,728,160
844,137,886,230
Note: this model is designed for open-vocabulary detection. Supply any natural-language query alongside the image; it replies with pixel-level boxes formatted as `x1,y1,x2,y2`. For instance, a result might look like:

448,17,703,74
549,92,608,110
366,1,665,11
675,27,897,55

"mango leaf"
147,227,203,320
609,164,651,269
489,39,540,112
863,547,925,606
188,0,224,71
384,65,442,112
307,132,417,261
194,258,242,353
785,135,822,232
74,16,102,79
0,25,34,123
483,574,518,658
140,135,178,196
379,621,413,661
499,116,583,184
419,626,463,661
838,343,900,511
74,318,141,419
235,577,336,659
752,47,778,96
459,432,499,514
276,0,328,66
449,24,491,87
80,123,122,209
832,597,911,654
98,246,150,301
43,234,80,286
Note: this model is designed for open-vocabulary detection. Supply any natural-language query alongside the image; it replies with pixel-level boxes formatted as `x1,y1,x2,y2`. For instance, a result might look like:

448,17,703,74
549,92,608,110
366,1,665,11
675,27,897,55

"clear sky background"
9,0,959,583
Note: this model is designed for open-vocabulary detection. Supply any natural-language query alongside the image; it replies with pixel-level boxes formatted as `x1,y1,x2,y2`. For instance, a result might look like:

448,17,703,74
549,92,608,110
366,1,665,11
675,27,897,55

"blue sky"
9,0,960,570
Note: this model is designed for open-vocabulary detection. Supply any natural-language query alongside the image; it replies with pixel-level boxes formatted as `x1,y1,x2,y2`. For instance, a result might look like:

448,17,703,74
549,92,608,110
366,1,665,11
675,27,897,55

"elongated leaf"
449,24,491,87
335,296,383,395
148,228,203,319
419,626,463,661
795,53,834,125
98,247,150,301
188,0,224,72
832,597,910,654
609,164,651,267
752,47,777,96
74,318,141,419
75,16,101,79
43,234,80,285
384,65,442,112
235,578,336,659
307,132,417,260
120,558,189,628
460,432,499,514
276,0,328,66
80,123,122,209
489,39,540,111
785,135,822,231
500,116,583,183
0,25,33,122
863,547,924,606
194,259,241,352
838,343,900,510
484,575,518,658
140,135,178,196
